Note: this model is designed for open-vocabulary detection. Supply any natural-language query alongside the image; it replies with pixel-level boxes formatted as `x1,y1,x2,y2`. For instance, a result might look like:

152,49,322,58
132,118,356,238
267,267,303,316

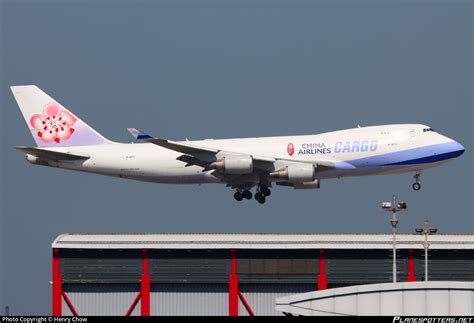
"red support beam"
52,248,62,316
238,291,255,316
229,249,239,316
317,249,327,290
406,249,417,282
125,293,141,316
62,291,79,316
141,249,151,316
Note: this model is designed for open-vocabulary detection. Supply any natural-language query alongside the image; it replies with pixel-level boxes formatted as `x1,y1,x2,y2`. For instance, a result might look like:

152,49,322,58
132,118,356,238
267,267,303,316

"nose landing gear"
412,173,421,191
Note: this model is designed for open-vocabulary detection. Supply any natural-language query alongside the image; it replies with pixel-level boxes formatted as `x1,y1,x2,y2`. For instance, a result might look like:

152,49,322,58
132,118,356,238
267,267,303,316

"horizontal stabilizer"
16,146,90,161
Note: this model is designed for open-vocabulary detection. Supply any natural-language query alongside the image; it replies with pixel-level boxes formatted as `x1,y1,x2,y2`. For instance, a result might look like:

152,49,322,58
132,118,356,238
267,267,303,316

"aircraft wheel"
412,182,421,191
243,190,253,200
234,191,244,201
260,186,271,197
255,192,266,204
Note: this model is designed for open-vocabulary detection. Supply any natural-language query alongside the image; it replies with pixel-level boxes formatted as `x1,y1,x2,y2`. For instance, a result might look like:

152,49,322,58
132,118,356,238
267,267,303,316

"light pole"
415,220,438,282
382,195,407,283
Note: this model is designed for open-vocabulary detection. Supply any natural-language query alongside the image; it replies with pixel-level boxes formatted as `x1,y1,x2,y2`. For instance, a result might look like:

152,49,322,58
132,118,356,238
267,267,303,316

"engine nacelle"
209,155,253,174
269,164,315,182
293,180,320,189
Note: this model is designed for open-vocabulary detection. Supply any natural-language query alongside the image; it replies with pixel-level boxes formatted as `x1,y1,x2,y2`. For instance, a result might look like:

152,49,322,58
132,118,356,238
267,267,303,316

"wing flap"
176,155,208,168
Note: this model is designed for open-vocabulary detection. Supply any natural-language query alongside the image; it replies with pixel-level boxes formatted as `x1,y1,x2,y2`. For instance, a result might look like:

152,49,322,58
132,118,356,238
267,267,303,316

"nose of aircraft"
451,140,465,157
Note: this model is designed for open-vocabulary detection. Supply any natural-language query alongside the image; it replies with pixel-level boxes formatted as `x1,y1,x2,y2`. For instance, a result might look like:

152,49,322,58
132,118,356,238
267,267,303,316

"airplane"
11,85,465,204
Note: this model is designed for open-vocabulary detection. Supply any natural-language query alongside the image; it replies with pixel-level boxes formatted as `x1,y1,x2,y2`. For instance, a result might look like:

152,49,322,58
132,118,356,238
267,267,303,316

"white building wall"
151,283,228,316
62,284,140,316
239,283,315,316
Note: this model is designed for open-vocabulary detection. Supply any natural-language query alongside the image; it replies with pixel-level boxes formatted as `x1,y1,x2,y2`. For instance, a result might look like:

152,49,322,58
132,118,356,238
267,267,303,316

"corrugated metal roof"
52,233,474,250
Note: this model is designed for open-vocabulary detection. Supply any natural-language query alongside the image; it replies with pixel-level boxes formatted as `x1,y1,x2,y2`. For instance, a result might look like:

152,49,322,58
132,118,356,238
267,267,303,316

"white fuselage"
34,124,464,185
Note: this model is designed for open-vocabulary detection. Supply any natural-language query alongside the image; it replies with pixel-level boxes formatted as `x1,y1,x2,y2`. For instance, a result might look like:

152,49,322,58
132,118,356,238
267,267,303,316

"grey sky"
1,0,472,315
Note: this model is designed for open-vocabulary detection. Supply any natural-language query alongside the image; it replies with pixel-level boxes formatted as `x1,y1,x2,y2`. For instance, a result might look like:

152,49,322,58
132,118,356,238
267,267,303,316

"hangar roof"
52,233,473,250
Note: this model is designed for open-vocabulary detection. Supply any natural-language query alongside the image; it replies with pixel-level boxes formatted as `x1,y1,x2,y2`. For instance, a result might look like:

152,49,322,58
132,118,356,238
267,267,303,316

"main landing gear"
233,185,271,204
254,185,271,204
234,190,252,201
412,173,422,191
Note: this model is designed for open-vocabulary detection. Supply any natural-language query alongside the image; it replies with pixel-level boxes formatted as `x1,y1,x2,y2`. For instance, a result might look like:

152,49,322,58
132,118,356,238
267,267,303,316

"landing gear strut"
412,173,421,191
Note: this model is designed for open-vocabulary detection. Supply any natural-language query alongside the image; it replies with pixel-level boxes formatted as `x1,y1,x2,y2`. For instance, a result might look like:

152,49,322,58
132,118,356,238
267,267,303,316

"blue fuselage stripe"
340,141,464,168
384,150,463,166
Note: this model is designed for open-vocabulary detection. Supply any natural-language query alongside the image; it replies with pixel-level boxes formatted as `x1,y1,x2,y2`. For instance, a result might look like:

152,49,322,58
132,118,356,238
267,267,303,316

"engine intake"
209,155,253,174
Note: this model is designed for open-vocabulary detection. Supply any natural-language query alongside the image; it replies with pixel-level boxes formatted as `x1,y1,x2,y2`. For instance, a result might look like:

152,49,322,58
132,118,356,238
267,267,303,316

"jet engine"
293,180,320,189
269,164,315,182
209,155,253,174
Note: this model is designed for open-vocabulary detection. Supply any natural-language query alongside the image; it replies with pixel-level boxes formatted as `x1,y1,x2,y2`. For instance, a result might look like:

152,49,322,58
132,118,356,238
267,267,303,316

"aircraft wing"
127,128,218,156
127,128,336,188
127,128,279,166
16,146,90,161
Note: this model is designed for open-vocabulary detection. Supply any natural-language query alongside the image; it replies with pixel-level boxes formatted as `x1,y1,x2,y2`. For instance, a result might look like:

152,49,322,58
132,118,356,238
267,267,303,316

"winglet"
127,128,153,140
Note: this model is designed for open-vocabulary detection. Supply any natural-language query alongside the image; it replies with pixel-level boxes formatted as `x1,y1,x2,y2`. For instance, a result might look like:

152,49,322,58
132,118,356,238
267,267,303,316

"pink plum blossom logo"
287,143,295,156
30,102,77,143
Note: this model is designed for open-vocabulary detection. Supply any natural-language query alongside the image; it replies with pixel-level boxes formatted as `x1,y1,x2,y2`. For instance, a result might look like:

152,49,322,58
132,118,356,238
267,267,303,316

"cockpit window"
423,128,436,132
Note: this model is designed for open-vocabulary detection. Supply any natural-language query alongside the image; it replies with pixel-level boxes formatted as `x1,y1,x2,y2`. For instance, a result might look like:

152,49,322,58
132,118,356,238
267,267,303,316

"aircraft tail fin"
11,85,112,147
